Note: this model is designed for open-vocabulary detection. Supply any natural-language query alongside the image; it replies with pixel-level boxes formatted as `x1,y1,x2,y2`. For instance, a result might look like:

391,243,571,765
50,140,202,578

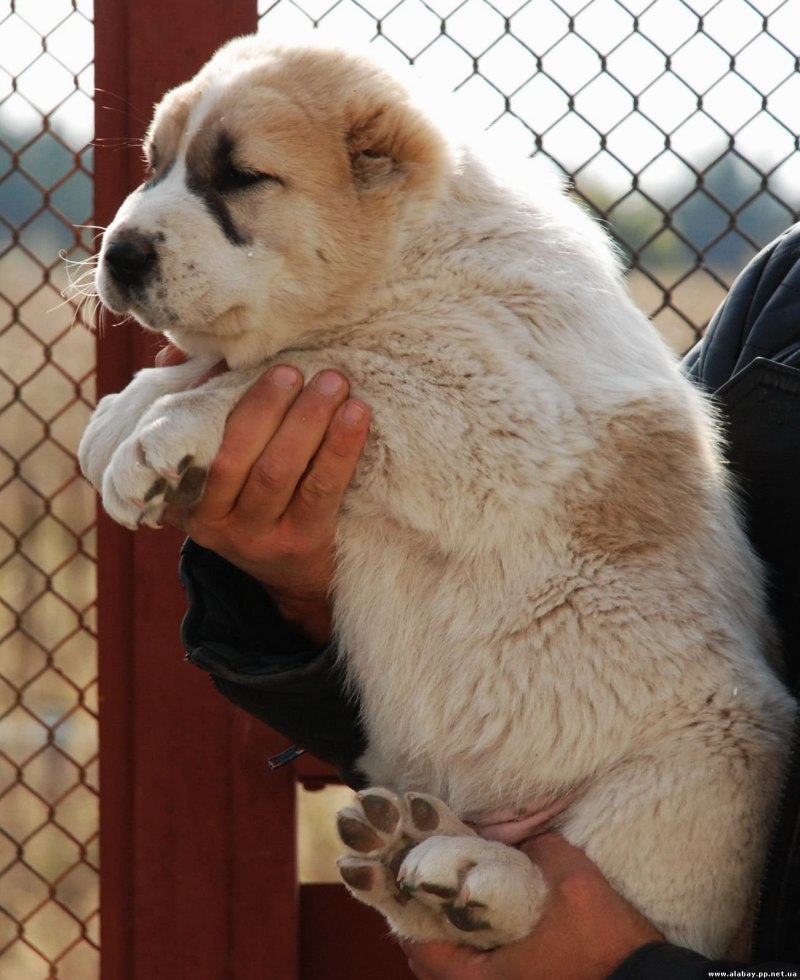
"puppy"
78,36,793,953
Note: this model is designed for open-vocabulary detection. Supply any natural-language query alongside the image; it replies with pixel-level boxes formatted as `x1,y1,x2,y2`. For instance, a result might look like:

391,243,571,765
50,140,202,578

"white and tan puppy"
79,36,793,954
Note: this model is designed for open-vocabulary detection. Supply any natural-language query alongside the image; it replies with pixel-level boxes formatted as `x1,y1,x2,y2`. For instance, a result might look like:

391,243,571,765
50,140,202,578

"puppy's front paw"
100,402,222,528
336,788,545,948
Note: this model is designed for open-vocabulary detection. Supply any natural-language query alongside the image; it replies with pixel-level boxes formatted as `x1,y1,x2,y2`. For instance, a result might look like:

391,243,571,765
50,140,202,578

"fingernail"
270,365,299,388
314,370,344,396
342,400,367,425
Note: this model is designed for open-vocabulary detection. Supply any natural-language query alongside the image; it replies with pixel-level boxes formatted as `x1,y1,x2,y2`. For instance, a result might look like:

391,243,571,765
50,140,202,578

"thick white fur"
79,37,794,953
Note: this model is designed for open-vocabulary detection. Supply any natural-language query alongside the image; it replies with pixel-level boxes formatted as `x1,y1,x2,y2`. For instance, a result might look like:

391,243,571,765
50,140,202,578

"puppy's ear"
345,90,453,206
346,108,404,189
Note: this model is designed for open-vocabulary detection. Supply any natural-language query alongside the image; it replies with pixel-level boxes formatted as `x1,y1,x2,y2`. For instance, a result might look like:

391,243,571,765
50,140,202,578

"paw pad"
359,792,401,833
336,810,385,854
408,794,440,831
338,860,375,892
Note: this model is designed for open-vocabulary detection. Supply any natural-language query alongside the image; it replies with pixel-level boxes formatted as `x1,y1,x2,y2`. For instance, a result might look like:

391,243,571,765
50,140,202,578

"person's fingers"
154,343,186,367
232,370,352,519
171,365,304,525
284,397,370,531
196,366,305,520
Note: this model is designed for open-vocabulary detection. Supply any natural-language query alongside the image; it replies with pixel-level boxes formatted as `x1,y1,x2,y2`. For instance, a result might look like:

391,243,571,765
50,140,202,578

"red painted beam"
93,5,286,979
300,885,413,979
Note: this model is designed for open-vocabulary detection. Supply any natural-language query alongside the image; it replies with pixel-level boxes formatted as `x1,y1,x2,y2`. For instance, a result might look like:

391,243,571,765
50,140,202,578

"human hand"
162,363,370,645
401,833,663,980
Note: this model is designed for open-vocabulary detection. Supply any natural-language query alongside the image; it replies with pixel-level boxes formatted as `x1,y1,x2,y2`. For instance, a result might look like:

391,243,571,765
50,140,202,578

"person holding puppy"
170,225,800,978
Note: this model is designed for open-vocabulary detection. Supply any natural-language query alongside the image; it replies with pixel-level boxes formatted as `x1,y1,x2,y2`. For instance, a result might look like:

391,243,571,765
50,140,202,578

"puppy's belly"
463,797,574,845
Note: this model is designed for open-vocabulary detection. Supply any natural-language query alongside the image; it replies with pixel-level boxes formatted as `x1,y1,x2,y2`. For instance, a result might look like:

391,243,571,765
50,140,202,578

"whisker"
62,254,98,269
94,89,151,128
92,136,145,148
90,142,146,159
62,254,98,270
61,262,99,285
58,249,101,331
50,290,101,332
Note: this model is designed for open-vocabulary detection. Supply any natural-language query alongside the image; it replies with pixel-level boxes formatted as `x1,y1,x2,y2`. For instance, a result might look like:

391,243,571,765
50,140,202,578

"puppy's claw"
144,477,167,502
419,881,458,899
389,844,413,879
444,904,491,933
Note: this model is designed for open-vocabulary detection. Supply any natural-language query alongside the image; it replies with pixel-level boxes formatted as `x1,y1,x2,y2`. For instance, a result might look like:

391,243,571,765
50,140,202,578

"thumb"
154,342,186,367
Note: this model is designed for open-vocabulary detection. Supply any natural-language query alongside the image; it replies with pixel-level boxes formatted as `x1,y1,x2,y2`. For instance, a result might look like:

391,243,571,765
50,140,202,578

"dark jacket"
181,225,800,974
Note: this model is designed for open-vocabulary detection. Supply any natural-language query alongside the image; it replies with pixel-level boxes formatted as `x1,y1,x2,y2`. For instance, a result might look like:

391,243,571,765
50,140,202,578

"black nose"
103,233,157,288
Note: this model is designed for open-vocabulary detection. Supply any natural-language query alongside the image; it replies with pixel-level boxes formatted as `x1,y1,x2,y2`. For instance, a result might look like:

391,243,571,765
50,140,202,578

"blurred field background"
1,0,799,974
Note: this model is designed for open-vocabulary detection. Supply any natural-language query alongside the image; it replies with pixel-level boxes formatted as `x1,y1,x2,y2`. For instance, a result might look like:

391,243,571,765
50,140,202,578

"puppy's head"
96,38,454,367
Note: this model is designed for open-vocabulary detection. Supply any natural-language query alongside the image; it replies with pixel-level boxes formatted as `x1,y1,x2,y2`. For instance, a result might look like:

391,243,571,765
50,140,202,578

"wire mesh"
0,0,98,977
260,0,800,353
1,0,799,975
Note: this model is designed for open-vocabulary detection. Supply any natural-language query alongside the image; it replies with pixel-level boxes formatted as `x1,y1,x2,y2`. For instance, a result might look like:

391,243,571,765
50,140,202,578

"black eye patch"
216,164,283,195
185,132,281,245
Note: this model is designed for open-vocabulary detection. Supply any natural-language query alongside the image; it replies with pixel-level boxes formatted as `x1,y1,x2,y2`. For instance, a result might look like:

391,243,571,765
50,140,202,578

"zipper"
268,745,305,770
205,669,306,771
750,703,800,960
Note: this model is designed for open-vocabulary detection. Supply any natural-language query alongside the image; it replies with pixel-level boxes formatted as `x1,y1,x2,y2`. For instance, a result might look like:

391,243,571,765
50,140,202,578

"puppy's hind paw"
336,788,544,948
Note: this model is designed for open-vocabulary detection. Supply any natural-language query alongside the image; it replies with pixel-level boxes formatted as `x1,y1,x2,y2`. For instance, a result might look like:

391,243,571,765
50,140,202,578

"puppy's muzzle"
103,231,158,290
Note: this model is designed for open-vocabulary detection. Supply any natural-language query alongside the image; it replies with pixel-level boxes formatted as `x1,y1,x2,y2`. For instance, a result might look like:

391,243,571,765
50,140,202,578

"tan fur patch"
569,404,709,558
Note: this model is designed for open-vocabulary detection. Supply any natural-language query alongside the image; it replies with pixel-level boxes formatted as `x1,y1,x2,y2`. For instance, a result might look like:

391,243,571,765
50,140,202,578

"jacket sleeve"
683,221,800,390
179,538,367,788
609,942,799,978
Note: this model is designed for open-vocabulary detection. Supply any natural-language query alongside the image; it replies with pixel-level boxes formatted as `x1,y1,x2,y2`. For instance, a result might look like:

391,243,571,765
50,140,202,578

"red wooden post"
91,5,303,979
93,7,415,977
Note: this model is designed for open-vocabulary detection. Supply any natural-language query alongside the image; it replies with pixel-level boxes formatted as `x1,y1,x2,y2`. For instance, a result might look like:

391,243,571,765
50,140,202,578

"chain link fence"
1,0,799,974
0,0,97,977
261,0,800,352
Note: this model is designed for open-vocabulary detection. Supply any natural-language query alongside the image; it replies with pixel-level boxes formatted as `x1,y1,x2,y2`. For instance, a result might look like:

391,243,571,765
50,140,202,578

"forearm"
266,590,333,647
180,539,367,786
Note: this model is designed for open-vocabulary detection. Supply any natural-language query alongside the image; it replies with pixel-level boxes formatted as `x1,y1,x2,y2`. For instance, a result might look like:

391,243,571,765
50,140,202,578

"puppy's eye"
218,166,282,193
